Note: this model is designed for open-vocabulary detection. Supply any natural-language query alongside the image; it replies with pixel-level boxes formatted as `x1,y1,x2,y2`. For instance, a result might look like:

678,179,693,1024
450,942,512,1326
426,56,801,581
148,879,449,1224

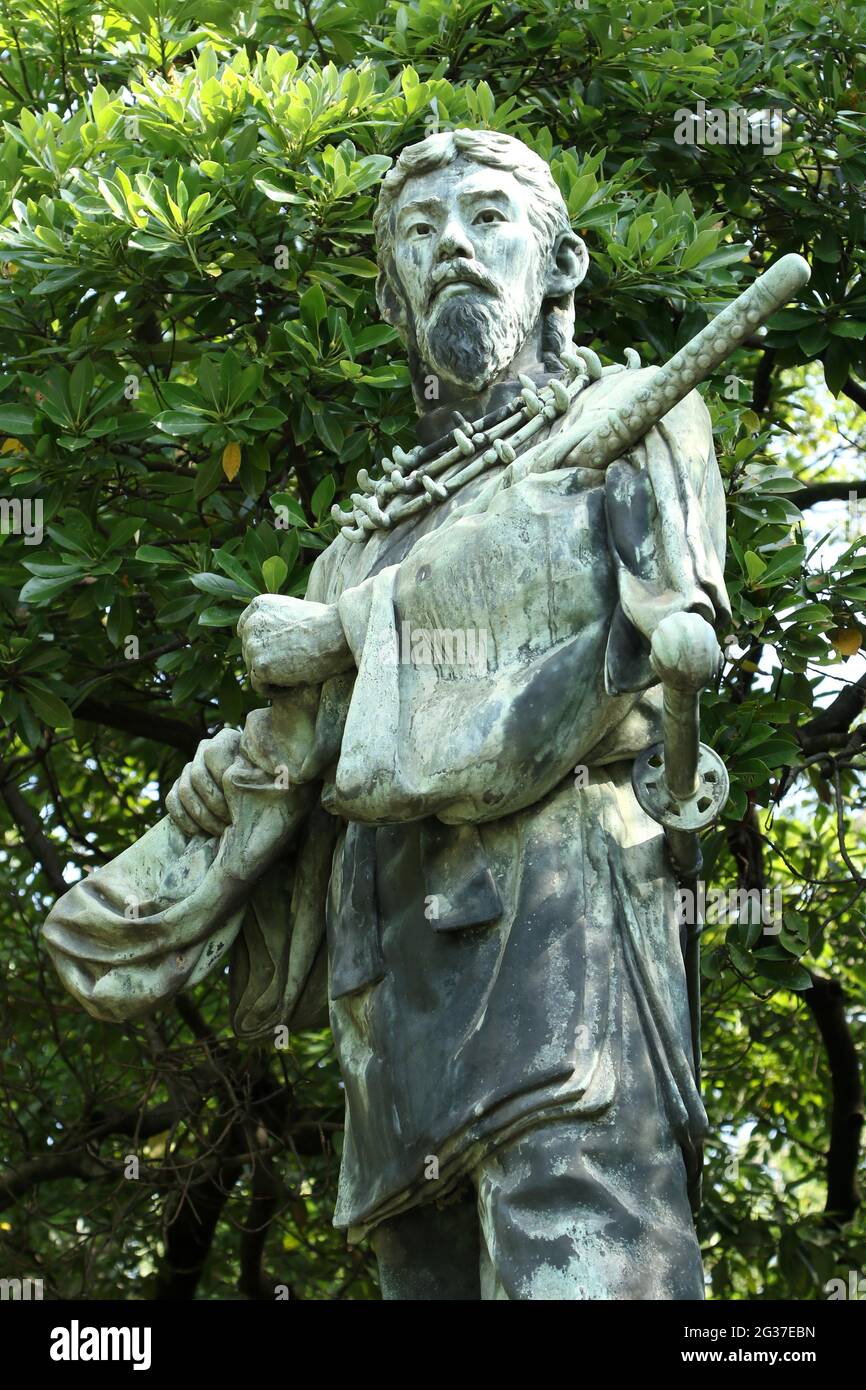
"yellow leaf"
222,440,241,480
1,437,24,453
830,627,862,656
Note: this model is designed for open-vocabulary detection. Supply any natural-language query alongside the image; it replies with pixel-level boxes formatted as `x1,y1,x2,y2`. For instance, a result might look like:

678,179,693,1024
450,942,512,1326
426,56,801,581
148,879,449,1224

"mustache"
427,259,500,309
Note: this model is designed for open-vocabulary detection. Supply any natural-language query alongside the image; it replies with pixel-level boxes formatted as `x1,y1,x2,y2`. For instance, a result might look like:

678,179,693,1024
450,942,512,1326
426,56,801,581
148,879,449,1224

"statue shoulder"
566,364,711,435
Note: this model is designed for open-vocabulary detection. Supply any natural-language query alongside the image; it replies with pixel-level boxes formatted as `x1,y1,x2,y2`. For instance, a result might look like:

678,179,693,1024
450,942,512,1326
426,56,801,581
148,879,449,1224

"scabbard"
510,253,811,484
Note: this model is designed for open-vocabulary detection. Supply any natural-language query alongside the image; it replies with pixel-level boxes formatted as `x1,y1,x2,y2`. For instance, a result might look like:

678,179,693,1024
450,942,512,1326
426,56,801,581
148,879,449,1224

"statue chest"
393,469,615,672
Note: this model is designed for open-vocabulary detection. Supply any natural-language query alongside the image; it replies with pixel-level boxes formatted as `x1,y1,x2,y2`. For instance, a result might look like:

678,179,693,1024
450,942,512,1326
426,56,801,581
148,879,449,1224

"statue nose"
436,220,474,262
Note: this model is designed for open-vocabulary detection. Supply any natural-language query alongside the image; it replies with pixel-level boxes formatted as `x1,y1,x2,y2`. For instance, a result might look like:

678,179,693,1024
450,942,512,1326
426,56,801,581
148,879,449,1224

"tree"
0,0,864,1299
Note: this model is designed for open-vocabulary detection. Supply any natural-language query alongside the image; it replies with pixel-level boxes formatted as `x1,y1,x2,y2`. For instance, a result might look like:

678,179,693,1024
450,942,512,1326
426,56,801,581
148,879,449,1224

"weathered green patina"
42,131,806,1300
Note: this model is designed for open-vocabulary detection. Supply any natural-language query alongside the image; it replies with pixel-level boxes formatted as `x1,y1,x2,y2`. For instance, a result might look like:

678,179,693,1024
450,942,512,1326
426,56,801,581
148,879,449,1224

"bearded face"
415,258,536,391
390,160,548,393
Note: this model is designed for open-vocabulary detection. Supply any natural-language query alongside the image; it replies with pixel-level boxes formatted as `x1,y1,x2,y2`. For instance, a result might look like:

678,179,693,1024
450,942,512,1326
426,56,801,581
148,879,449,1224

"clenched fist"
237,594,353,694
166,727,240,837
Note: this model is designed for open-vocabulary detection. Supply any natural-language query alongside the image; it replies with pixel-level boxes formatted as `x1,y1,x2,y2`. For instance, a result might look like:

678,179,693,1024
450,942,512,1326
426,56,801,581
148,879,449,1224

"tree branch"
0,780,67,895
803,973,864,1225
797,480,866,509
752,347,777,413
843,376,866,415
74,697,199,755
800,672,866,750
0,1150,108,1208
728,812,863,1225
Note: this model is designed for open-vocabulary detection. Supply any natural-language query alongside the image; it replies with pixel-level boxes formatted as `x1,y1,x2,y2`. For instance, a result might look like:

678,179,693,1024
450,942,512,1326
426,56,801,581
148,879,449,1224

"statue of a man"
43,130,731,1300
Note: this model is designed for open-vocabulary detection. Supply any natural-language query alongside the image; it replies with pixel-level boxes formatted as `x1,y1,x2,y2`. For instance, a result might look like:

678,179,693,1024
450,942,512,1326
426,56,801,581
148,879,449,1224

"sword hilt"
631,612,729,872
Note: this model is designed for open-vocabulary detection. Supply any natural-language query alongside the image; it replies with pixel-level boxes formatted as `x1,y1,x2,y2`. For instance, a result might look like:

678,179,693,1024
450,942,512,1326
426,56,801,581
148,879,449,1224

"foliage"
0,0,865,1300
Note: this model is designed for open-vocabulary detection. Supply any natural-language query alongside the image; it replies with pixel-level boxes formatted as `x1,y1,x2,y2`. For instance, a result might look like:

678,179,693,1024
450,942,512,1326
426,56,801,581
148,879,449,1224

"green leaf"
0,406,37,434
756,544,806,587
829,320,866,339
744,550,767,586
823,340,851,396
190,572,248,599
314,413,344,453
198,604,242,626
271,493,308,528
254,178,304,203
262,555,288,592
155,411,209,436
299,284,327,339
311,474,336,520
212,550,259,594
680,227,720,269
753,959,813,991
19,573,81,604
136,545,180,565
813,230,841,263
23,684,73,728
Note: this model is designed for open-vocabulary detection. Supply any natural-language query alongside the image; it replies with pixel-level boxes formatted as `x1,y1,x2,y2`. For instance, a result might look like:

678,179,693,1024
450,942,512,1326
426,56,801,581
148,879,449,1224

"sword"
507,252,811,483
528,254,808,1099
631,611,730,1086
627,608,733,1216
565,255,808,1103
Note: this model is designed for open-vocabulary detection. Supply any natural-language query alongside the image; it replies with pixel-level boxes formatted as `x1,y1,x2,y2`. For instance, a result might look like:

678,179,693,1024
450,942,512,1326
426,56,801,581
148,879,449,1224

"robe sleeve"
603,388,730,695
41,688,335,1031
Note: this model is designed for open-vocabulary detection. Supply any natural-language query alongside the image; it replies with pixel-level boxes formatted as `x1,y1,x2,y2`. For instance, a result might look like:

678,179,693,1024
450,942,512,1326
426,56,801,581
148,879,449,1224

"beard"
416,291,530,392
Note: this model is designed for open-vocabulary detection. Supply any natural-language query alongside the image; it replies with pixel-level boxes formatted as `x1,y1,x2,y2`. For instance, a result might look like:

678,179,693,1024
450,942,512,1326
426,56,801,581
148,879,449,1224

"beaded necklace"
331,346,607,542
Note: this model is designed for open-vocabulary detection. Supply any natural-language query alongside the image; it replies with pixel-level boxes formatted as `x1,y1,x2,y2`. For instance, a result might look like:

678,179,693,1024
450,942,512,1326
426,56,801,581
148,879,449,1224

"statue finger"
246,645,276,687
236,605,254,640
236,595,265,639
189,750,231,825
202,728,240,785
166,782,204,838
249,663,279,696
240,633,257,676
176,768,227,837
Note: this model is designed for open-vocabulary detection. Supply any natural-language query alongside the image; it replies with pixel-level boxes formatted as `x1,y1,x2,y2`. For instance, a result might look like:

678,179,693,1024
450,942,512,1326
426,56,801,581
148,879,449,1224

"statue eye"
410,221,434,237
473,208,505,226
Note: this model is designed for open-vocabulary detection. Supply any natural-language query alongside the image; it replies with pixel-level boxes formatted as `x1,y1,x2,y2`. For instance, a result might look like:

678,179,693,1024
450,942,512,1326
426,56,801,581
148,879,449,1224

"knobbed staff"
334,253,812,1095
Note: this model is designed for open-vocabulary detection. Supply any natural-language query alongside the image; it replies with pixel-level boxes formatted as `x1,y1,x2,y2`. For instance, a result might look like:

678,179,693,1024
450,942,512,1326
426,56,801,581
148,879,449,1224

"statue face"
391,158,547,392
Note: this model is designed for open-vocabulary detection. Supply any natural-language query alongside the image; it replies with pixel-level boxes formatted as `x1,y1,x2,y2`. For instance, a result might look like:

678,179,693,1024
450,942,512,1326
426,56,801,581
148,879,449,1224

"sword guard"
632,742,729,832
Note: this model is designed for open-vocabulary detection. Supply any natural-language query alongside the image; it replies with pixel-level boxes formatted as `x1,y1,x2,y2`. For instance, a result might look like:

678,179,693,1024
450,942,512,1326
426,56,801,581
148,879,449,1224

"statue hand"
166,728,240,837
650,611,721,692
237,594,353,693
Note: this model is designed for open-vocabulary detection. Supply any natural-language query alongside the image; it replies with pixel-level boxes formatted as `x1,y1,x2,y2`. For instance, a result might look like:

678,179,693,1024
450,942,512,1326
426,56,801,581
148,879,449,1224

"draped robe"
42,365,730,1238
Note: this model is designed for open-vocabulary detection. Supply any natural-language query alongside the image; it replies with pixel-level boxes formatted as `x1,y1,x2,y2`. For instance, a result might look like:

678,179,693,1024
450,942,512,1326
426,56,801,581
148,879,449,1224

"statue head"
373,129,588,399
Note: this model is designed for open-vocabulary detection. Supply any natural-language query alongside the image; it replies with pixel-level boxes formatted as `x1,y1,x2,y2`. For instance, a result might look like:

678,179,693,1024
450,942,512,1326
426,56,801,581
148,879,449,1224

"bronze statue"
42,130,809,1300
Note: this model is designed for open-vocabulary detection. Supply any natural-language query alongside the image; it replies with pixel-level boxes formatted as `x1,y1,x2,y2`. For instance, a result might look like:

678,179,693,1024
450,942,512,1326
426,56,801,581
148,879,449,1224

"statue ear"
544,230,589,299
376,264,409,334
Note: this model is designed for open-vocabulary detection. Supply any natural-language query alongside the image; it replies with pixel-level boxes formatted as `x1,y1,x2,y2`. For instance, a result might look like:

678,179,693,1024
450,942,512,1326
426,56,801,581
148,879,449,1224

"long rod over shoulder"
507,253,811,484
